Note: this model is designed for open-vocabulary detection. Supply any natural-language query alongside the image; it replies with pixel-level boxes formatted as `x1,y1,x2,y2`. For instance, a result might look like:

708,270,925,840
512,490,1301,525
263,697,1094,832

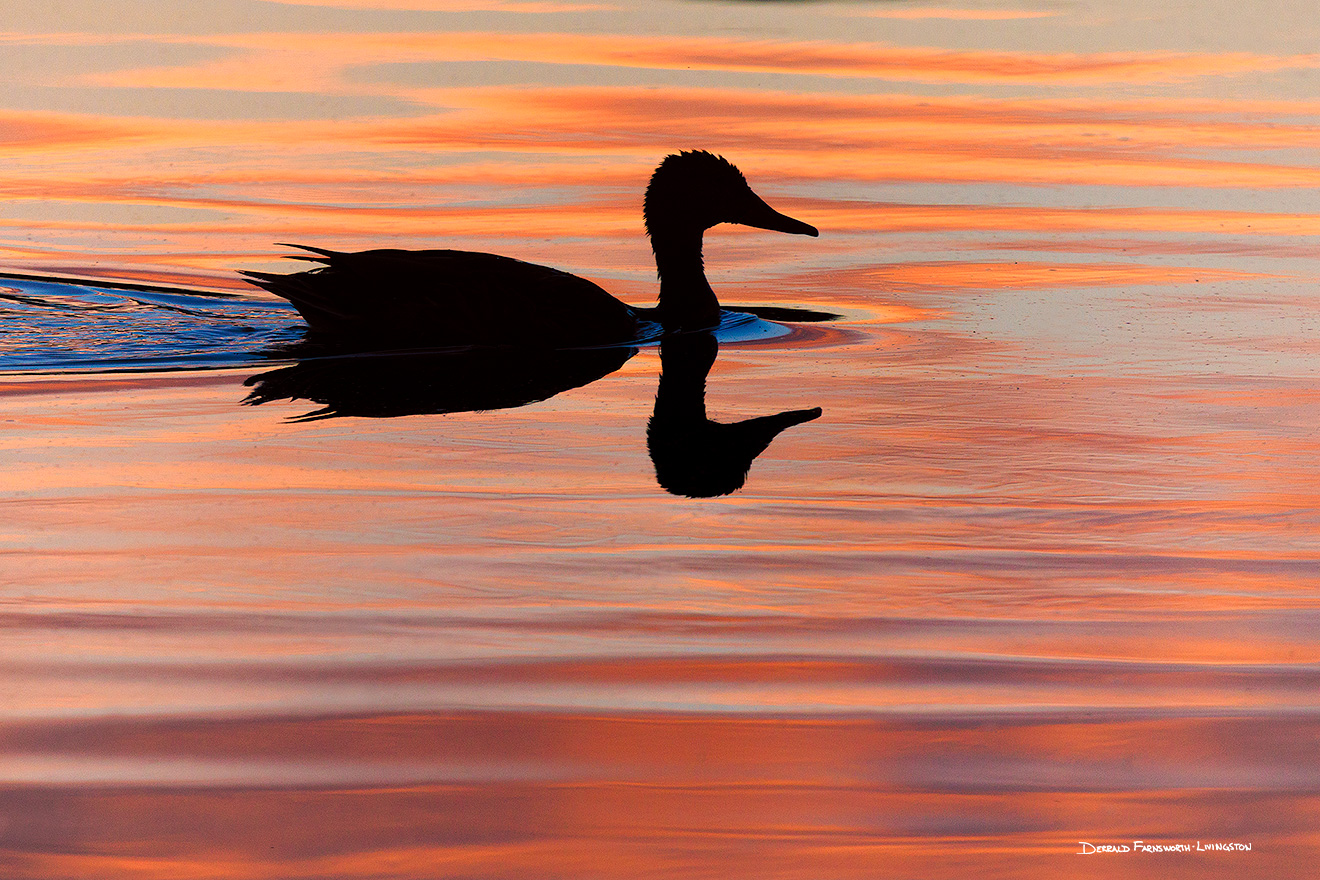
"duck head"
644,151,818,239
643,151,817,329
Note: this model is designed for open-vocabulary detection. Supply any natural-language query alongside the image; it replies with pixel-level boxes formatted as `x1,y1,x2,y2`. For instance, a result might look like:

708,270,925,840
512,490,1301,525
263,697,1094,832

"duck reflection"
242,343,635,421
648,333,821,498
243,327,821,497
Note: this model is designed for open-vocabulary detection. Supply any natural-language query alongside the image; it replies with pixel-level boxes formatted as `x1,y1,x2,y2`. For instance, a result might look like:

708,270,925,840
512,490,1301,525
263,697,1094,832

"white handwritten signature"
1078,841,1252,854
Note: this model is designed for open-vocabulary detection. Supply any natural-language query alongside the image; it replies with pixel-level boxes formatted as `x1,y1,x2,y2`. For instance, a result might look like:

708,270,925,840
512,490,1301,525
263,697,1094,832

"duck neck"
651,227,720,329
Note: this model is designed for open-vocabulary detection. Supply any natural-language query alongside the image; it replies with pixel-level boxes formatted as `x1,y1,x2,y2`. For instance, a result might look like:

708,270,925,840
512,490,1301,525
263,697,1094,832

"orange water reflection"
2,0,1320,876
2,711,1317,878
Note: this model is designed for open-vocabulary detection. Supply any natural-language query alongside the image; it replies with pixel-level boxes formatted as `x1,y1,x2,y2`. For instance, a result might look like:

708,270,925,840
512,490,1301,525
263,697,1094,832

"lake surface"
2,0,1319,877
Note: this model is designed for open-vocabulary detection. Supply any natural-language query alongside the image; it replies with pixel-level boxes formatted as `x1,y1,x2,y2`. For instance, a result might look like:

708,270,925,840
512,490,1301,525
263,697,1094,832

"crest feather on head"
644,150,747,235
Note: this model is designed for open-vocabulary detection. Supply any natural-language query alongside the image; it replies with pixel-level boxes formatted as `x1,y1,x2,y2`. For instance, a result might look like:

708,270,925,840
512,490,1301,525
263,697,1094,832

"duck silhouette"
240,151,817,348
648,332,821,498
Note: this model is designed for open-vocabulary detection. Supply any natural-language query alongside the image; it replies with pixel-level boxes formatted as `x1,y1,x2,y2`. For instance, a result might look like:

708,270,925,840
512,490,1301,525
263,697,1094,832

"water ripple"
0,274,304,373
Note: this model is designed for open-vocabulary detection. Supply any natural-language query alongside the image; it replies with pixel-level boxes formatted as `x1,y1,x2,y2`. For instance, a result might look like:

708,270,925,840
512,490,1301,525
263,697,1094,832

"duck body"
242,151,817,349
246,246,638,348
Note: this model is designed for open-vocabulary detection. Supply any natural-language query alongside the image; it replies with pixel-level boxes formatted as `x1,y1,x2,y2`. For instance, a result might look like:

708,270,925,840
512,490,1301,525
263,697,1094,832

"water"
0,274,303,371
2,0,1320,877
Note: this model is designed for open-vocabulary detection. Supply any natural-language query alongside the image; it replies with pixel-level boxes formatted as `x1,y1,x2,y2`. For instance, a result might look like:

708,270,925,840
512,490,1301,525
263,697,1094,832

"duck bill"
761,406,824,432
738,194,819,237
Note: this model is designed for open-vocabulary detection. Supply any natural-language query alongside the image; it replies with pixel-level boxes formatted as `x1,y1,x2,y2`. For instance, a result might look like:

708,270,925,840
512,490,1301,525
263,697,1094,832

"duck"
240,151,818,348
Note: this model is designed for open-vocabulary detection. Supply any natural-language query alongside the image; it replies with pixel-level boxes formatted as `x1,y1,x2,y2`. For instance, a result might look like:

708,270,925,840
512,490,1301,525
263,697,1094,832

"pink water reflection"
1,0,1320,876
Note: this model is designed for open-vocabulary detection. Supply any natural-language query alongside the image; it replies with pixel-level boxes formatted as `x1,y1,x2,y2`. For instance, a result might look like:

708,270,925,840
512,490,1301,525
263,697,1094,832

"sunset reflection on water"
1,0,1319,877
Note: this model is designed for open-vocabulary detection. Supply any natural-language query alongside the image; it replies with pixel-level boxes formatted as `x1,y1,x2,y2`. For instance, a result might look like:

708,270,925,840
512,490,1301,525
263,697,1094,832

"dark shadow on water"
648,333,821,498
243,313,825,495
242,343,637,421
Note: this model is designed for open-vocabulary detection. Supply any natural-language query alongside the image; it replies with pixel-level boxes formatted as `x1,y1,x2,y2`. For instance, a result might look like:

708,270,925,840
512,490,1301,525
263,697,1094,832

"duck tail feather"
237,269,284,291
239,269,353,323
275,243,341,261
